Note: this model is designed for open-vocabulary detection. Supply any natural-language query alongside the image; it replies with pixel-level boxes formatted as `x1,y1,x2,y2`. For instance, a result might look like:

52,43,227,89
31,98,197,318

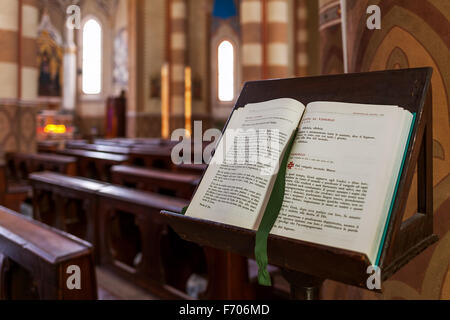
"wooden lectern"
161,68,437,299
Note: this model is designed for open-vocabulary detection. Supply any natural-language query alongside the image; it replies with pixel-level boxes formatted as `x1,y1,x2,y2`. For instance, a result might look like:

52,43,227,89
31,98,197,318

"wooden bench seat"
29,172,107,259
1,153,77,212
0,206,97,300
6,181,31,195
29,172,199,298
56,149,129,182
65,140,89,150
0,164,29,213
174,163,207,175
57,149,129,163
30,171,253,299
94,138,169,147
98,185,189,212
129,145,174,169
111,165,199,199
6,152,77,180
30,171,106,193
90,139,206,173
92,140,123,147
96,185,192,299
67,143,131,155
37,141,60,153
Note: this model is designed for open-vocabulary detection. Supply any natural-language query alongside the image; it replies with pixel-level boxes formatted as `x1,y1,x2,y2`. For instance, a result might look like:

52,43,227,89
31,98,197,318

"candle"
185,66,192,137
161,63,170,139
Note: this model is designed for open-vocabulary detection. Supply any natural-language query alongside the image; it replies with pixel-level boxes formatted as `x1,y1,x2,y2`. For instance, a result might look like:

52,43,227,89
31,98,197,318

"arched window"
82,18,102,95
217,40,234,102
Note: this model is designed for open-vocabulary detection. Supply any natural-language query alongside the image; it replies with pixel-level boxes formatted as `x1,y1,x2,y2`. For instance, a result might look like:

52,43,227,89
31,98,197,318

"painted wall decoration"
319,0,344,75
320,0,450,300
37,13,64,97
0,102,39,157
113,27,129,92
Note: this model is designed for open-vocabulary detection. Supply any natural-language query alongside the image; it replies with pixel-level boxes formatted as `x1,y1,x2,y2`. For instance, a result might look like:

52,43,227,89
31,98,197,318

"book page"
185,98,305,230
271,101,412,262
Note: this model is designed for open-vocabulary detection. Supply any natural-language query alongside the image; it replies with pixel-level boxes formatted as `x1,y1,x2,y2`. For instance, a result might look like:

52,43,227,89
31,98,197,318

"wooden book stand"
161,68,437,299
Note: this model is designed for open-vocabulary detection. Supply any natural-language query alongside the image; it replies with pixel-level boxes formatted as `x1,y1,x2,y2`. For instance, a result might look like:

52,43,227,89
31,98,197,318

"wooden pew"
94,138,167,147
92,139,207,172
6,152,77,181
0,163,29,213
91,139,124,147
111,165,199,200
37,141,60,153
0,206,97,300
128,145,174,169
55,149,128,182
0,163,5,201
1,153,77,212
29,172,107,260
67,143,130,156
108,165,259,299
174,163,207,175
29,172,202,298
97,185,197,299
29,171,266,299
127,139,211,171
65,140,89,150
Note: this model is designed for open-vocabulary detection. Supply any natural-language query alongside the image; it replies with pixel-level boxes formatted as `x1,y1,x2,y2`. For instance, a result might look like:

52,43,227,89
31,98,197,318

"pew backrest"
6,153,77,180
98,185,189,213
0,164,6,195
67,144,130,155
57,149,129,163
30,171,107,193
0,206,97,300
111,165,199,199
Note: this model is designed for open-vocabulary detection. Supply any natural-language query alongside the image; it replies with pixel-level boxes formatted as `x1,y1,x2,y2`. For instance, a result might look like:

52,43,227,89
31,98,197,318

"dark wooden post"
282,269,324,300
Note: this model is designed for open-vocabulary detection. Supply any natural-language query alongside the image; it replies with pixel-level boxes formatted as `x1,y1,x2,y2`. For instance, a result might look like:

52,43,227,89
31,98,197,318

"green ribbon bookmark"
179,132,296,286
255,132,297,286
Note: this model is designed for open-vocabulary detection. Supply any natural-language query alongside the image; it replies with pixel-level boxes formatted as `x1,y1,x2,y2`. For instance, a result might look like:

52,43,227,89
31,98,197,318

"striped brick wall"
295,0,308,76
266,0,288,79
0,0,38,155
0,0,20,99
0,0,38,100
21,0,39,100
240,0,263,82
240,0,289,82
169,0,187,128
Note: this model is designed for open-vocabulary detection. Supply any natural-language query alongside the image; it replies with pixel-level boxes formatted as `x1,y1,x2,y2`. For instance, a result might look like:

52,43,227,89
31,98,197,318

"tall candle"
161,63,170,139
185,66,192,137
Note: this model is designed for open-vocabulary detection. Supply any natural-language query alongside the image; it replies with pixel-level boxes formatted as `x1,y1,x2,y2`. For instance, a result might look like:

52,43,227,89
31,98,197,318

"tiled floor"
96,267,158,300
96,262,290,300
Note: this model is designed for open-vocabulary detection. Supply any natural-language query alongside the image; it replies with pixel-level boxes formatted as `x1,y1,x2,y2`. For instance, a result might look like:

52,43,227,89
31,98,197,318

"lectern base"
282,269,325,300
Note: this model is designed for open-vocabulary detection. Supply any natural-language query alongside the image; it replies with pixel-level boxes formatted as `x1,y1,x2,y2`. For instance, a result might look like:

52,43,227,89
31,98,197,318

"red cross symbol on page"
287,161,295,170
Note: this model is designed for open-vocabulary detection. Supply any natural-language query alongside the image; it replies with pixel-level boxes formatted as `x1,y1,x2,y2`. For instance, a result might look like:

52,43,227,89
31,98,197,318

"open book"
185,99,414,265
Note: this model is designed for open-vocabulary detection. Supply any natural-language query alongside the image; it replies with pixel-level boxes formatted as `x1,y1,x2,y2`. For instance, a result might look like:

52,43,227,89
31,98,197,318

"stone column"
0,0,19,156
0,0,19,99
266,0,289,79
21,0,39,100
127,0,140,138
295,0,308,76
240,0,263,82
0,0,38,154
169,0,187,131
62,26,77,111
